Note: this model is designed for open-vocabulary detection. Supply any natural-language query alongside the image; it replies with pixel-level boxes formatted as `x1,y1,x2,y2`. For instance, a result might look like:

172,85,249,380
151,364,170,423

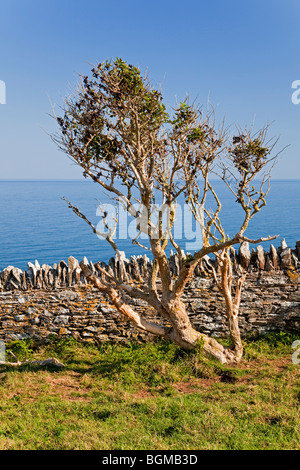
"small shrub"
6,339,34,361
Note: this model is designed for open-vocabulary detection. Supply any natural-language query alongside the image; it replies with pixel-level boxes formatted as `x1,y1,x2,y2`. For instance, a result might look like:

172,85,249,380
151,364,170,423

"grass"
0,332,299,450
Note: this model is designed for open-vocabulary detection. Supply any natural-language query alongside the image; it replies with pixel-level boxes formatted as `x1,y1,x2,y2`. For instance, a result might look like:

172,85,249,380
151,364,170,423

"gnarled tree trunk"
80,260,240,364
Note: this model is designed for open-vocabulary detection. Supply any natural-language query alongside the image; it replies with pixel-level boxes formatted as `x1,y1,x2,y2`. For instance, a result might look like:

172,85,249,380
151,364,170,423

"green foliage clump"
6,339,34,362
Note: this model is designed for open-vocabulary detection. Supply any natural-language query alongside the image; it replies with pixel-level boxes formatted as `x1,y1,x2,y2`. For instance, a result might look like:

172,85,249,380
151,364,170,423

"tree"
51,58,280,364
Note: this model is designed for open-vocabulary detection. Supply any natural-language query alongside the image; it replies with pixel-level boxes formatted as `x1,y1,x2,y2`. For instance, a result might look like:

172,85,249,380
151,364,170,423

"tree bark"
162,297,238,364
225,309,243,360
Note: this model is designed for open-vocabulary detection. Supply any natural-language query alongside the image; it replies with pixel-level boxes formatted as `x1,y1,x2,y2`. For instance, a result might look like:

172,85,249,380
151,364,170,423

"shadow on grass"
1,331,299,384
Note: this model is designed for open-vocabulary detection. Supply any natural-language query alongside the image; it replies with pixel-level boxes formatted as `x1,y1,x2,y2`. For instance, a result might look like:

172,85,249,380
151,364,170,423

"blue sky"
1,0,300,179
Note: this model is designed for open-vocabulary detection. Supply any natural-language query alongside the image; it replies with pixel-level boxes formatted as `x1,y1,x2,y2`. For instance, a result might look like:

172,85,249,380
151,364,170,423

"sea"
0,180,299,271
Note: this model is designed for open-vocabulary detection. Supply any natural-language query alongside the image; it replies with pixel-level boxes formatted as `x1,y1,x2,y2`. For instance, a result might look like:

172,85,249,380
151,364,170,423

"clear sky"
1,0,300,179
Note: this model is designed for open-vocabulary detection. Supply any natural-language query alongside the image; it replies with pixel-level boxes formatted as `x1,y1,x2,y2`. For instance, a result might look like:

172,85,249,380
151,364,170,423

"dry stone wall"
0,239,299,344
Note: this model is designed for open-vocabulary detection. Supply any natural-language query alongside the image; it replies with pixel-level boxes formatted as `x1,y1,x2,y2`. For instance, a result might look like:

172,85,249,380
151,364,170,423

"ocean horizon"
0,179,299,271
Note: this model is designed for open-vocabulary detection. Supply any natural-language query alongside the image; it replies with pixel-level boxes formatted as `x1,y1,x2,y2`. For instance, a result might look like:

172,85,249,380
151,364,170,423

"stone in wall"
269,244,279,270
239,242,251,269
